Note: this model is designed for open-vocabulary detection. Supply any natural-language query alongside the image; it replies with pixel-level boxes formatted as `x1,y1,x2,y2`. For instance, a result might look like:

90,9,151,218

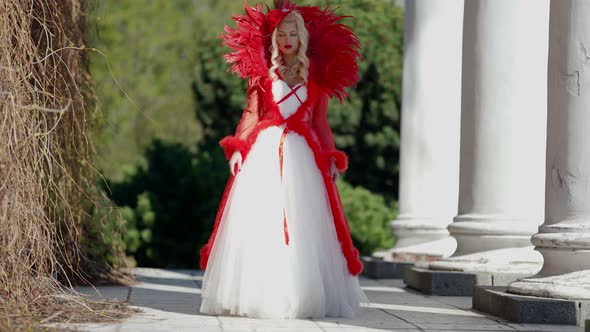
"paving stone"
404,266,480,296
219,316,319,330
90,325,169,332
132,306,219,324
404,266,531,296
53,306,222,331
314,307,415,330
373,278,407,289
508,324,585,332
420,330,513,332
385,309,500,324
74,285,130,302
360,277,407,295
361,285,407,295
322,328,420,332
415,323,514,330
129,286,200,315
473,286,590,325
57,268,590,332
357,277,387,287
249,328,324,332
172,328,222,332
133,275,202,289
429,295,474,310
361,256,414,279
367,291,457,308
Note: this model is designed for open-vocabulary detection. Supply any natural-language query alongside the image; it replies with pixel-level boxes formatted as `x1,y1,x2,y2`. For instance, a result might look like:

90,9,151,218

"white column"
509,0,590,300
429,0,549,273
385,0,463,261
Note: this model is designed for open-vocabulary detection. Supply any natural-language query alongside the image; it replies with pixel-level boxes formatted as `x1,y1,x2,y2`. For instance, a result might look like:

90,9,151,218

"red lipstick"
285,45,292,49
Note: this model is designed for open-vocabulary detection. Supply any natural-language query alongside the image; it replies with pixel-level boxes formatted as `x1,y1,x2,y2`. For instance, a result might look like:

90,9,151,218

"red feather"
298,5,361,102
223,1,272,86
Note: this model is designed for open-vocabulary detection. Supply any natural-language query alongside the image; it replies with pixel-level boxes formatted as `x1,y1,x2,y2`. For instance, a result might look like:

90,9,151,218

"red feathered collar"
223,0,361,102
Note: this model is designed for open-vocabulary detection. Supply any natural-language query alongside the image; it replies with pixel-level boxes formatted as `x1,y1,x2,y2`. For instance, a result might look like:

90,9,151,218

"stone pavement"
57,268,585,332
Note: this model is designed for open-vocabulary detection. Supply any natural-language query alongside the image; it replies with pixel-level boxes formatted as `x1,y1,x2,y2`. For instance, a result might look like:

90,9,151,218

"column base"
403,247,543,296
388,236,457,260
507,269,590,300
365,237,456,279
473,286,590,325
361,256,413,279
531,228,590,276
404,266,535,296
389,216,454,250
428,246,543,274
448,216,539,256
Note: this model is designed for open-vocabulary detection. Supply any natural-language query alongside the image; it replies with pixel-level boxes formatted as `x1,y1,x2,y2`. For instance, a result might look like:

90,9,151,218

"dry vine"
0,0,134,329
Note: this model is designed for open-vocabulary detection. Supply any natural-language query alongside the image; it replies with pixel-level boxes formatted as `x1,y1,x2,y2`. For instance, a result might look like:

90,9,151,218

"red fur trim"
343,246,363,275
324,150,348,172
320,157,363,275
219,136,250,160
199,244,211,270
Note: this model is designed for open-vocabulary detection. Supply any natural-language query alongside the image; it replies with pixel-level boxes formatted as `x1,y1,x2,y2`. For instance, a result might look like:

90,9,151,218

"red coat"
199,76,363,276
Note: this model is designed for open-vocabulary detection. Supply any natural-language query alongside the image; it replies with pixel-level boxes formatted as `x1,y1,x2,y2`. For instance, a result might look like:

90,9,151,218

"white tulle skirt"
200,125,367,319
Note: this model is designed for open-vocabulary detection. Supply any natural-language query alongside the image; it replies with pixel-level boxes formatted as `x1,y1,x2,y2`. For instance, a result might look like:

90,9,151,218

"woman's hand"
229,151,243,176
330,159,339,182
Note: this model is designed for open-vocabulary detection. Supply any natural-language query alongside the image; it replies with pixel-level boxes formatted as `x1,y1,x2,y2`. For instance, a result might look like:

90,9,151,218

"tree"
88,0,244,180
108,139,228,268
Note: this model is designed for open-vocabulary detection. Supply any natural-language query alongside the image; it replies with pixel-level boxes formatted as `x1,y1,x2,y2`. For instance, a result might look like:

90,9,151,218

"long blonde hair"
269,11,310,83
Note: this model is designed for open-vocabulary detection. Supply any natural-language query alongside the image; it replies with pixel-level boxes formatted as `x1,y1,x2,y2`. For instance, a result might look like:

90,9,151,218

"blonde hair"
269,11,310,84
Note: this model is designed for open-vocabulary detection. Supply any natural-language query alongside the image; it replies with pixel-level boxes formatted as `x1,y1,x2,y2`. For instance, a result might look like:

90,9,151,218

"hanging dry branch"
0,0,134,329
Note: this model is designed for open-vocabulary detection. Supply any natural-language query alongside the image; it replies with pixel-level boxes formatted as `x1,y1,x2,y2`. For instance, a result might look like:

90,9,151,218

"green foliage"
306,0,404,202
80,186,128,269
192,31,248,143
338,179,396,255
108,139,227,268
87,0,244,181
119,192,155,258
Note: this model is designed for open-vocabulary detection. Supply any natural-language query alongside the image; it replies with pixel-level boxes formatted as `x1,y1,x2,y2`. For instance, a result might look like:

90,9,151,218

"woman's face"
276,20,299,57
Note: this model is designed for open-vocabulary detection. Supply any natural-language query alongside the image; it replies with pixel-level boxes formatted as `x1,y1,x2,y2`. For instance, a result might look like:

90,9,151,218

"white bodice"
272,79,308,119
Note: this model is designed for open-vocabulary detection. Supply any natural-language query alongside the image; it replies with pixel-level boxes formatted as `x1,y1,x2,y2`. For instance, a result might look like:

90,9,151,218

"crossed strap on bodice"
277,83,306,246
276,83,304,106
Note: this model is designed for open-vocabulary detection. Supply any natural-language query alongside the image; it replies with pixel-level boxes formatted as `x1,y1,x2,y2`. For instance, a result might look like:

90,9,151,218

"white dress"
199,79,367,319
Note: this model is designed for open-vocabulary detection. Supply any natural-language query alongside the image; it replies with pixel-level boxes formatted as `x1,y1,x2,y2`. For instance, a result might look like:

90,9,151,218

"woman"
199,0,366,319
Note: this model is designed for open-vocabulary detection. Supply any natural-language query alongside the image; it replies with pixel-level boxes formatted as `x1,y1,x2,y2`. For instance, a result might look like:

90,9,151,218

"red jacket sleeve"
312,92,348,172
219,84,261,160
